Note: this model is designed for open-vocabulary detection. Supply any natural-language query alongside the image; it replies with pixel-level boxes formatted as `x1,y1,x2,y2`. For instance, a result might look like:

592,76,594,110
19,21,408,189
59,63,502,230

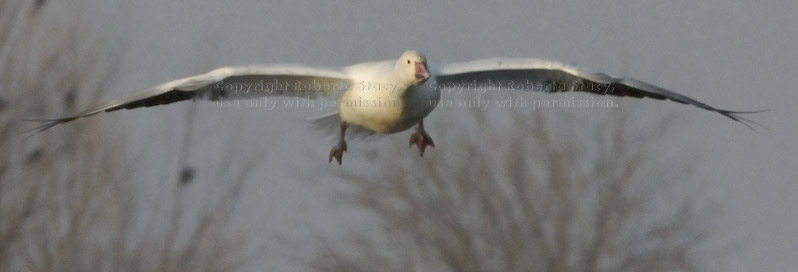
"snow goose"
27,50,763,164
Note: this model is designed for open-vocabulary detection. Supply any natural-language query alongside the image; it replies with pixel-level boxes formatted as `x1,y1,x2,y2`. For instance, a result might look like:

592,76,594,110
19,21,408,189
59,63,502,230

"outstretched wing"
26,65,352,134
433,58,764,127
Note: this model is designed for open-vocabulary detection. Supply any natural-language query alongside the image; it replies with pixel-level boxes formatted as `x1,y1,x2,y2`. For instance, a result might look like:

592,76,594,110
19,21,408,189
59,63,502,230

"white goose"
27,50,762,164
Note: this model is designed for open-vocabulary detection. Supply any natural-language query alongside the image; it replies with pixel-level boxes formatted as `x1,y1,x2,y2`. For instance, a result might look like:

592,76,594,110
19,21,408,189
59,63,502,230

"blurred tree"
310,104,730,272
0,1,253,271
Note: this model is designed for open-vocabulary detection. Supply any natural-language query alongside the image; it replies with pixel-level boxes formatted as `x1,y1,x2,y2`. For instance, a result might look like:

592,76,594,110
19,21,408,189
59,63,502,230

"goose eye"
406,59,411,64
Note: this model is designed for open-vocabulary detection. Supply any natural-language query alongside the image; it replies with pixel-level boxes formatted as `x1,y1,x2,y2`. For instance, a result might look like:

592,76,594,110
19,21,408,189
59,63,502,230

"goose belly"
338,84,439,133
391,84,440,133
338,86,405,133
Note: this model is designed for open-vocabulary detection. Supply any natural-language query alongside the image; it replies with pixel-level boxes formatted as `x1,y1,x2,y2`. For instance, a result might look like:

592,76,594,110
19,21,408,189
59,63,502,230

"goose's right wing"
26,65,352,134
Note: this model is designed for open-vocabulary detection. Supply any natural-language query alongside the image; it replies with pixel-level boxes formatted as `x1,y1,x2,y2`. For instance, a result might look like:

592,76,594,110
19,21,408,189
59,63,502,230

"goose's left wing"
433,58,763,127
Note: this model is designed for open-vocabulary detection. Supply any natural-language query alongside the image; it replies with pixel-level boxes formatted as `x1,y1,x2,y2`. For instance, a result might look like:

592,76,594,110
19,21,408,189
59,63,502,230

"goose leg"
329,122,348,165
409,120,434,157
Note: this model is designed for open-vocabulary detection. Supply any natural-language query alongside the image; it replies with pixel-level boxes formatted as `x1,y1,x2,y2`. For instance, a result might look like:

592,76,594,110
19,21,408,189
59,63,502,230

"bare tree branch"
1,1,255,271
310,104,730,272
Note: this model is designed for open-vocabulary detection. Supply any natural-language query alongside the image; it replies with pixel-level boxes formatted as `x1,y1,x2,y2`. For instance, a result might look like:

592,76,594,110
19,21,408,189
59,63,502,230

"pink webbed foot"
328,141,347,165
329,122,349,165
409,121,434,157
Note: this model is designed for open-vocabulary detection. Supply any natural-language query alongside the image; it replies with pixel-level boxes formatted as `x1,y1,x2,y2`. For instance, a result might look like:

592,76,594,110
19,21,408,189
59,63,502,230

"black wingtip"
20,118,73,140
717,109,768,130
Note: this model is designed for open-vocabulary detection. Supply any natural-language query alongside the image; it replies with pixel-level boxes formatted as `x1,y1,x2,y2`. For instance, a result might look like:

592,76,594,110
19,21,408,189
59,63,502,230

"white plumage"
27,50,763,164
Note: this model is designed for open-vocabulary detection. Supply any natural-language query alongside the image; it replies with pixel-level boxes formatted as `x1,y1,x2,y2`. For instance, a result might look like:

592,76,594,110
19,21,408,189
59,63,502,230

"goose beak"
414,62,430,81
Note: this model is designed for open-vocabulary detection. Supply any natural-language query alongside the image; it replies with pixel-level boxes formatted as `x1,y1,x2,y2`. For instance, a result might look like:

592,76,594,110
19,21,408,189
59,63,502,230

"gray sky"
98,0,798,270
